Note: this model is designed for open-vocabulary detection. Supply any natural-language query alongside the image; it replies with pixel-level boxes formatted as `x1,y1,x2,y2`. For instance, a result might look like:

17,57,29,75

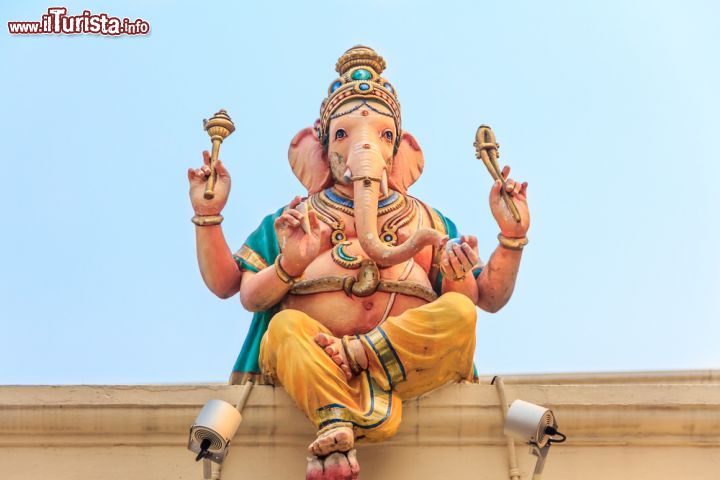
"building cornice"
2,370,719,449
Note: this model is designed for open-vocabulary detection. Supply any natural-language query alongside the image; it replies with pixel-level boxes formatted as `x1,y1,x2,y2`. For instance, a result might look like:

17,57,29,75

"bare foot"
306,450,360,480
308,424,355,457
314,333,368,381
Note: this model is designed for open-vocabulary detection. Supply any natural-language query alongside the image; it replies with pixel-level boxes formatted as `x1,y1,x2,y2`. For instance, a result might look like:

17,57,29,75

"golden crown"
317,46,402,150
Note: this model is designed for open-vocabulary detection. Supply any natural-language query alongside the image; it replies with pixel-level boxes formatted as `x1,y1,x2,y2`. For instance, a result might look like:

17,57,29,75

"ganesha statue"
188,46,530,479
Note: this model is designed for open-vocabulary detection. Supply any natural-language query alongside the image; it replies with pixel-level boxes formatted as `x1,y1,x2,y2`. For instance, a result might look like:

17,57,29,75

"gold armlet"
191,214,223,226
341,335,363,375
497,233,528,251
274,254,300,286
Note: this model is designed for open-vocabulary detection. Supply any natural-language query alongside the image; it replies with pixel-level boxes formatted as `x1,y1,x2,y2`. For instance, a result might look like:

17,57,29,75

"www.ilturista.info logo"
8,7,150,35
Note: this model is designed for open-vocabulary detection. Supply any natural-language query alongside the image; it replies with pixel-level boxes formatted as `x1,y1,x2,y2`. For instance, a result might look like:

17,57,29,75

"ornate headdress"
317,45,402,151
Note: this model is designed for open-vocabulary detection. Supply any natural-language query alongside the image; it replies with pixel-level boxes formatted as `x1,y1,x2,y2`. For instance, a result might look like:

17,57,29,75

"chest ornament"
310,189,419,269
330,241,363,269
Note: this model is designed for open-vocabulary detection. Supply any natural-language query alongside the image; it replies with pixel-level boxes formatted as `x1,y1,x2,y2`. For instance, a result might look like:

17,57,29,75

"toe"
306,456,324,480
308,438,321,456
315,333,331,347
324,452,352,480
347,449,360,480
332,354,344,366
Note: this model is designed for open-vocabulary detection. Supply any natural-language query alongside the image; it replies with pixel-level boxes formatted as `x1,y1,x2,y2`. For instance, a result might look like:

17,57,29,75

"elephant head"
288,46,445,267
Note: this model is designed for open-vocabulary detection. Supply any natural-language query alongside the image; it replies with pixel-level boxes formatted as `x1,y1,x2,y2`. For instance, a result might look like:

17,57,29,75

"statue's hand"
187,150,231,215
489,165,530,238
439,235,481,281
273,196,322,277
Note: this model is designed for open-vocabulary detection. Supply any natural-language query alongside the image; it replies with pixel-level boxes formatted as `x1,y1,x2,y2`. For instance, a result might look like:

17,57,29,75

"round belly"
282,249,432,337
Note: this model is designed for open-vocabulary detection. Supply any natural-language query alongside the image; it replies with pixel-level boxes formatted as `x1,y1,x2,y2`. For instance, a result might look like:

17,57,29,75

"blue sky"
1,1,718,384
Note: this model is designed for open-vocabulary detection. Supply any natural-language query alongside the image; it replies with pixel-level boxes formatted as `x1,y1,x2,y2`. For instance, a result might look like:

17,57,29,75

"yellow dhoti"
258,292,477,442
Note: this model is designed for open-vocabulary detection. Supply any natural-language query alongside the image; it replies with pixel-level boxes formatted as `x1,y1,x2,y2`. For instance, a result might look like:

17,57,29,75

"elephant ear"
389,132,424,195
288,125,333,195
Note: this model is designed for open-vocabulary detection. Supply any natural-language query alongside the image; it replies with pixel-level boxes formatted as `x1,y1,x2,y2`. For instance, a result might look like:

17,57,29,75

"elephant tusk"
380,169,389,197
343,168,352,184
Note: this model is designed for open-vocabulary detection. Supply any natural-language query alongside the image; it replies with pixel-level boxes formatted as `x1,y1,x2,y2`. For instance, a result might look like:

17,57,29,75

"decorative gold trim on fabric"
428,208,447,236
315,373,393,429
316,404,353,425
365,328,406,387
234,245,269,271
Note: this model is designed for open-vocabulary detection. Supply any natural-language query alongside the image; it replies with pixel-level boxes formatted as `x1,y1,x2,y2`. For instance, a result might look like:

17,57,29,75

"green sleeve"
232,206,285,273
230,206,285,376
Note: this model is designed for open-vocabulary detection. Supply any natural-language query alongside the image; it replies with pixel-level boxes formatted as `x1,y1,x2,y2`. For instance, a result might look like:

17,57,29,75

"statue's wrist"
193,207,223,216
498,226,527,238
437,262,467,282
276,254,304,283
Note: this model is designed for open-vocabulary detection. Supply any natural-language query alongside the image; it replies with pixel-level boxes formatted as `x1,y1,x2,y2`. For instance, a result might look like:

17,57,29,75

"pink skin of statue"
188,99,530,480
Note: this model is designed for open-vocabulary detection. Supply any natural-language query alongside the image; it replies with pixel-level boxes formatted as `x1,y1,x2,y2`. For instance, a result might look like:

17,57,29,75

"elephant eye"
383,130,394,142
334,129,347,140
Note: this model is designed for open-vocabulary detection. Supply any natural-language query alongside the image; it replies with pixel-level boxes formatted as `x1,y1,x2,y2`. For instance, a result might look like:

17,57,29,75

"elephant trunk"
348,145,445,267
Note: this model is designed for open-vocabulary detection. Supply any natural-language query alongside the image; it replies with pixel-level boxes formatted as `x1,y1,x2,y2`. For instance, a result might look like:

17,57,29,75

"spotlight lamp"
504,399,566,479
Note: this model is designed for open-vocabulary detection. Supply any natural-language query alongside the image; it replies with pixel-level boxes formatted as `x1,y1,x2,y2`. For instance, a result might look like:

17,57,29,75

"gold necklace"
310,193,363,269
320,188,405,217
310,194,347,245
310,190,414,269
379,198,418,246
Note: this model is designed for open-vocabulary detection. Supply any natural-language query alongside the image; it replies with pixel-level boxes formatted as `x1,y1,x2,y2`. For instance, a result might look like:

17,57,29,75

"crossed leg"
259,310,394,480
259,292,477,480
315,291,477,398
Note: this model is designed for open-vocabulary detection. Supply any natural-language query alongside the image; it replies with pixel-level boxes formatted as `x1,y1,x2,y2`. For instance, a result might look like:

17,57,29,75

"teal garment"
431,211,481,380
231,207,284,374
431,211,484,294
230,205,481,379
431,210,458,294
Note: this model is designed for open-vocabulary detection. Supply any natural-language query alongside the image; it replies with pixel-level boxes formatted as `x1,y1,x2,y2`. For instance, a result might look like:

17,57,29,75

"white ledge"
2,371,719,447
1,370,719,479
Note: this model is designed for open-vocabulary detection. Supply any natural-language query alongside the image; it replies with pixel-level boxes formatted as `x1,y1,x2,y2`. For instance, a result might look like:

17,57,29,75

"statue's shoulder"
410,197,459,239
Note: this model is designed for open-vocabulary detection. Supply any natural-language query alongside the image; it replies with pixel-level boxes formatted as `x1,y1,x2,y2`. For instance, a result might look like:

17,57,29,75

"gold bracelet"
439,262,466,281
191,214,223,226
497,233,528,251
274,254,300,286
